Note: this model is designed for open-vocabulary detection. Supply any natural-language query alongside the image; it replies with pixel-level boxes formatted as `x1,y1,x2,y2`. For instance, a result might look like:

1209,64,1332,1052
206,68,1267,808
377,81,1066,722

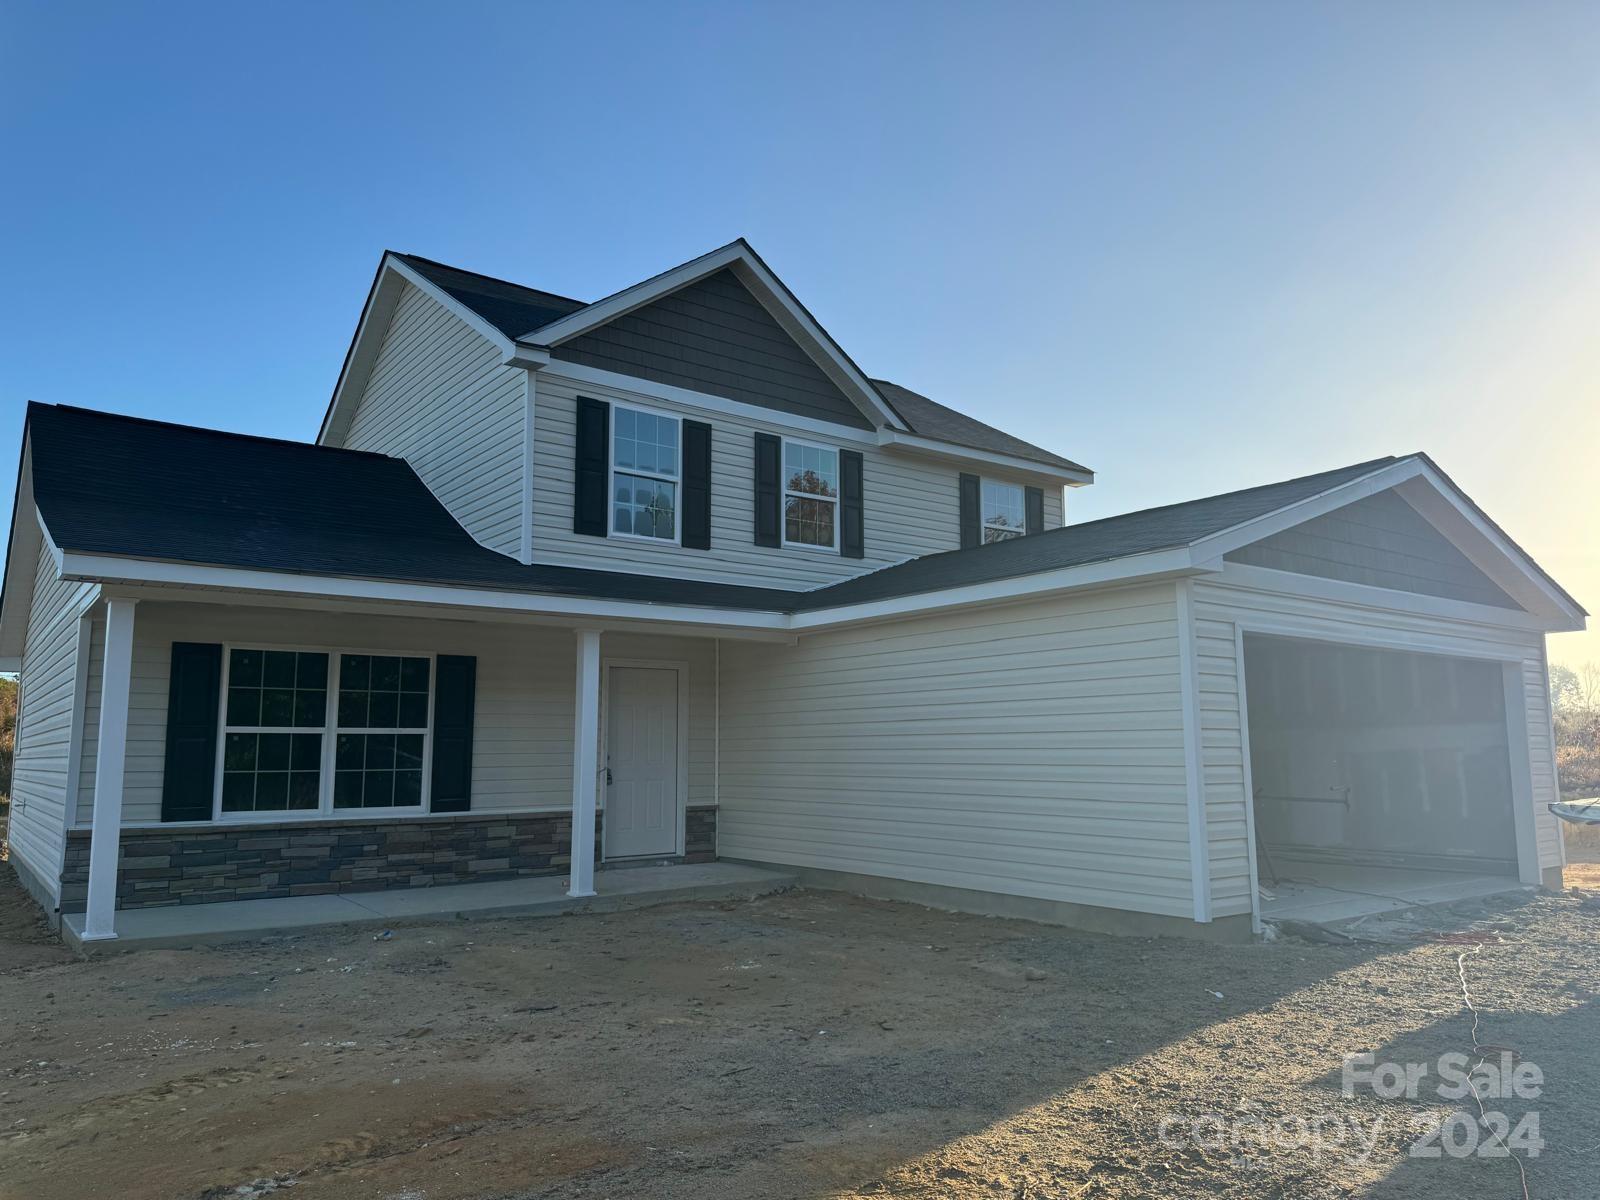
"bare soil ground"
1,867,1598,1200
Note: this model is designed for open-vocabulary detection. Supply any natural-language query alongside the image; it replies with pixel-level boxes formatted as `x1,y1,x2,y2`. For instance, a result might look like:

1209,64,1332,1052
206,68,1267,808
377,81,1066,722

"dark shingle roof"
791,457,1403,610
24,404,1423,618
394,254,586,341
391,252,1085,473
26,404,796,611
873,379,1091,474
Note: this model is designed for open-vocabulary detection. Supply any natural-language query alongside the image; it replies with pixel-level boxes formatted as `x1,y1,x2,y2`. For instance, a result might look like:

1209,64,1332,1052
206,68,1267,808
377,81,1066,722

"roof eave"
877,428,1094,486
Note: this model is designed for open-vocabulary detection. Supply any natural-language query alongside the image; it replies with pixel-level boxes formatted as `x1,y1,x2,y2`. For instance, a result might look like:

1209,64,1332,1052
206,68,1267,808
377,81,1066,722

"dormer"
320,241,1093,589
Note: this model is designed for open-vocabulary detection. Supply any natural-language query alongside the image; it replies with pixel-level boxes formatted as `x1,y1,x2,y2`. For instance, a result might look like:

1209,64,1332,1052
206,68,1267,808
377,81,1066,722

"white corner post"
82,597,138,941
568,628,602,898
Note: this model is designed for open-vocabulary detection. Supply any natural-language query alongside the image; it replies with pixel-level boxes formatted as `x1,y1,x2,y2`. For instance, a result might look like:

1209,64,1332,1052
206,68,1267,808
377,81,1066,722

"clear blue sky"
3,1,1596,661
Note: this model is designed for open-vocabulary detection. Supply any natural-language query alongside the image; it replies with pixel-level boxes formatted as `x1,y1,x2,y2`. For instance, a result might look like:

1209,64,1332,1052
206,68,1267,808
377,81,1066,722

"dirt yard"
2,869,1598,1200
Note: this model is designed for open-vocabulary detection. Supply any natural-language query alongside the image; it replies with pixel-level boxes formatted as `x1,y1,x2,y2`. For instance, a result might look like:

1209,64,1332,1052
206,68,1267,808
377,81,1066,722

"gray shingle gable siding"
549,269,874,429
788,458,1406,610
1224,488,1520,609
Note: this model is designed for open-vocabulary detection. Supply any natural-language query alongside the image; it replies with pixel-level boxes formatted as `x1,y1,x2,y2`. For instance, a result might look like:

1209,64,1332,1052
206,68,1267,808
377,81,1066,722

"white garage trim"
1174,580,1211,922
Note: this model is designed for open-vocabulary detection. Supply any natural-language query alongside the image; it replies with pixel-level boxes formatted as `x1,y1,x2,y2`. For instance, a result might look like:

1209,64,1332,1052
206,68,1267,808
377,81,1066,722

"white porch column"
82,598,137,941
568,628,602,898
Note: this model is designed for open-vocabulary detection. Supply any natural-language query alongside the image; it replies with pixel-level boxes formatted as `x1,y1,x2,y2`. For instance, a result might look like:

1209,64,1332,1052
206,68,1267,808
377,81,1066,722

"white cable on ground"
1455,945,1531,1200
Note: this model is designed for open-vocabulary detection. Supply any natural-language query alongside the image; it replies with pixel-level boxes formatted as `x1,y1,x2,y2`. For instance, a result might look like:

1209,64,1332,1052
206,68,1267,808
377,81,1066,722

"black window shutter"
1025,486,1044,536
682,419,712,550
430,655,476,813
161,642,222,823
754,432,781,548
959,473,981,549
573,397,610,537
840,449,864,559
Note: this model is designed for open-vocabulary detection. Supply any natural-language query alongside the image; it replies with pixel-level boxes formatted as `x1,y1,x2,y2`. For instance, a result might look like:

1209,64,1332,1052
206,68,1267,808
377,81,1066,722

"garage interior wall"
1193,576,1561,919
1242,635,1519,873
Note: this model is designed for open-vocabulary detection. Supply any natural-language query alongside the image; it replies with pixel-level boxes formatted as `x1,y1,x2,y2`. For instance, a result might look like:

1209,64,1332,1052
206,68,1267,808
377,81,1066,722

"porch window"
981,480,1026,543
216,645,435,820
782,439,839,549
334,654,431,810
612,405,679,541
220,649,328,814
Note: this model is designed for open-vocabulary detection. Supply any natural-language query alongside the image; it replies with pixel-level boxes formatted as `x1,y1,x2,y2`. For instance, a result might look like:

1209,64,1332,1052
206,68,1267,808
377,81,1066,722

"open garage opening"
1242,633,1532,925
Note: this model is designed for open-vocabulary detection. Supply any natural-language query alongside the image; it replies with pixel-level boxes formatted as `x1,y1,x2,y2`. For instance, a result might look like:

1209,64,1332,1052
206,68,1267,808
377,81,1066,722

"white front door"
603,665,680,858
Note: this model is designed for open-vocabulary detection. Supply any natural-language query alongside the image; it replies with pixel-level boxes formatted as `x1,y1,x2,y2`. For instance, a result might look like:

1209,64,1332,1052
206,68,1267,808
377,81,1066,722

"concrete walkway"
61,862,796,953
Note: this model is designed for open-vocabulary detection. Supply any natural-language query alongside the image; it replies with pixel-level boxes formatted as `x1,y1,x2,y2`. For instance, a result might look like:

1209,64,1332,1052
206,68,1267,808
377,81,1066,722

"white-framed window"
611,404,680,542
333,653,433,811
217,644,434,821
782,438,840,550
981,479,1026,543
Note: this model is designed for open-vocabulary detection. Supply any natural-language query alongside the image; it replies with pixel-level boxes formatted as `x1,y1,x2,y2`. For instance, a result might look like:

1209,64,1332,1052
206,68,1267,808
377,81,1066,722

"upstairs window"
982,480,1026,543
783,439,839,550
611,405,680,541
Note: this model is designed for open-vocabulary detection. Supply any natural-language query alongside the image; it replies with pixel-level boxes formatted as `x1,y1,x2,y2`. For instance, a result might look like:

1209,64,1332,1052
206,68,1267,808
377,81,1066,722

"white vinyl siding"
74,603,716,828
7,536,90,900
1188,576,1562,919
342,282,527,558
532,368,1064,589
717,584,1197,917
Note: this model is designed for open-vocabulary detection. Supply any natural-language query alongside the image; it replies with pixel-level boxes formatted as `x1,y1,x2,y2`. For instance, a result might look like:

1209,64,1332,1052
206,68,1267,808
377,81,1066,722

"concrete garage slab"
61,862,796,953
1260,865,1530,926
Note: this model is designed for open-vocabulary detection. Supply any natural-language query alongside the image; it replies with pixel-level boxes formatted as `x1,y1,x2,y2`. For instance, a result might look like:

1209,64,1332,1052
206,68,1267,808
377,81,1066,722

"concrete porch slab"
61,862,796,953
1260,865,1529,926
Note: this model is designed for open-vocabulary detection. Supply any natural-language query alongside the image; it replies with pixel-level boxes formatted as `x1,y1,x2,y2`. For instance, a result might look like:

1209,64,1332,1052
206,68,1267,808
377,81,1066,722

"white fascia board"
59,553,791,633
1187,459,1426,560
37,505,64,573
1399,466,1587,626
322,257,549,447
384,256,520,359
319,262,409,447
1188,455,1584,627
540,361,882,445
0,449,42,663
58,545,1214,640
1215,562,1570,634
517,241,908,432
787,546,1207,631
523,242,746,346
878,428,1093,486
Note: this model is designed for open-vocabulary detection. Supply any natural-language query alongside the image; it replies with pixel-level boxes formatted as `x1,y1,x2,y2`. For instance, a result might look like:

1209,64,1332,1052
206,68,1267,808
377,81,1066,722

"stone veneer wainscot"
60,806,719,911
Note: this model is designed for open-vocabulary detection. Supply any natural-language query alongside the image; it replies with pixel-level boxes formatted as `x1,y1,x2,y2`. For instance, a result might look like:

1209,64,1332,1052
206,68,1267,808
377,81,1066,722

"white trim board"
518,240,907,433
1173,580,1212,923
545,359,1089,484
1217,562,1567,633
1191,457,1585,627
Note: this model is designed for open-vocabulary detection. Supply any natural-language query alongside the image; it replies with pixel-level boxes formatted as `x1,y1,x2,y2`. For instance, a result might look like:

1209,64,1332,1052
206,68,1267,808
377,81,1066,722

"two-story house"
1,240,1585,947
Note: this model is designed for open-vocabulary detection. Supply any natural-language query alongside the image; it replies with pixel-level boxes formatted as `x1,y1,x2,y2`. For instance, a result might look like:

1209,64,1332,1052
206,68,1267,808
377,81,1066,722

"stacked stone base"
60,805,718,912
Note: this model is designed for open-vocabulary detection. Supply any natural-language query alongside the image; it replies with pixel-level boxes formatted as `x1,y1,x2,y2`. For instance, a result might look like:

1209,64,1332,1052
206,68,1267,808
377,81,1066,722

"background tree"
1552,662,1600,799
